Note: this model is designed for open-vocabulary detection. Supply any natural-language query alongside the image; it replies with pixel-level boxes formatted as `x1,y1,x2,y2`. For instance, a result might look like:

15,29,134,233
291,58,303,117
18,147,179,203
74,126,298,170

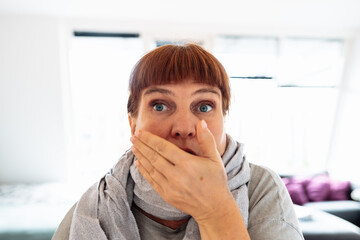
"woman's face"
128,80,227,156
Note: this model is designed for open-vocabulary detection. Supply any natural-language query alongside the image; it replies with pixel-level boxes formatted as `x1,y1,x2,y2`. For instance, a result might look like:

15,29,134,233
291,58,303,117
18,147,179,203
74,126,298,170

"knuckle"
155,141,167,154
149,167,156,176
148,149,158,163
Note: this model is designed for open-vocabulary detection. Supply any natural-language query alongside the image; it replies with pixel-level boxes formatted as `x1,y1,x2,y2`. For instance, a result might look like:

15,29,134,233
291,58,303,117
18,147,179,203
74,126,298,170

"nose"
170,109,198,138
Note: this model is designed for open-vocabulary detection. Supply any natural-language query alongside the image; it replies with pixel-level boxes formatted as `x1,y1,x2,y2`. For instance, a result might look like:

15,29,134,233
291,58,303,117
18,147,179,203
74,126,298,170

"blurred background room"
1,0,360,239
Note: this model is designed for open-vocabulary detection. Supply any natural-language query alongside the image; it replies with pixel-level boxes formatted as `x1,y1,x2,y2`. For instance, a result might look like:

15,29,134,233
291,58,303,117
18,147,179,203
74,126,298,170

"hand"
130,120,234,223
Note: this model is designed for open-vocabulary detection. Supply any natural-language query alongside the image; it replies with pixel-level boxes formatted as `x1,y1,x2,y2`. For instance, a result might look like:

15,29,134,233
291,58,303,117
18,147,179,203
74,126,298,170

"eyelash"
150,100,216,113
151,101,171,112
152,103,168,112
195,102,214,113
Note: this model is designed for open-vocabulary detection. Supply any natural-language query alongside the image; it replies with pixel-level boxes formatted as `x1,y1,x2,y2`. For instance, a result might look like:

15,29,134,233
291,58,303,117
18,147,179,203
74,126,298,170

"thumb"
197,120,221,160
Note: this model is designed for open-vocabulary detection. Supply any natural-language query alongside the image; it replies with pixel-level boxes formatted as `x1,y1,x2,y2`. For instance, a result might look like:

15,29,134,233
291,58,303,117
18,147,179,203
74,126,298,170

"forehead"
141,82,222,98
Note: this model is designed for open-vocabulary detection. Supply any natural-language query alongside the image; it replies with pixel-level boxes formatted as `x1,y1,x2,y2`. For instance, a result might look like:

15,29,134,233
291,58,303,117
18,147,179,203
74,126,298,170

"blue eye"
198,104,212,112
153,103,168,111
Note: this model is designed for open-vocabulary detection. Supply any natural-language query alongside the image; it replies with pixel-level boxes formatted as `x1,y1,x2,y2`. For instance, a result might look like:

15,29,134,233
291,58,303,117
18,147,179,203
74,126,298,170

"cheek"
208,123,224,141
136,117,171,139
207,119,226,153
135,101,172,138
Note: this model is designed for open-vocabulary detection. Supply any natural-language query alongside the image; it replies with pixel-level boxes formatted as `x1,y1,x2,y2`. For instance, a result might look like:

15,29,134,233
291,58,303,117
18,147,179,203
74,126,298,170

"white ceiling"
1,0,360,34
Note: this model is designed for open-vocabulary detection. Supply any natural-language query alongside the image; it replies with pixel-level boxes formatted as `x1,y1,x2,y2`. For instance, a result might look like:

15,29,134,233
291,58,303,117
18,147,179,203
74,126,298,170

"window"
154,40,204,48
68,33,144,184
214,36,278,78
278,38,343,87
215,36,344,175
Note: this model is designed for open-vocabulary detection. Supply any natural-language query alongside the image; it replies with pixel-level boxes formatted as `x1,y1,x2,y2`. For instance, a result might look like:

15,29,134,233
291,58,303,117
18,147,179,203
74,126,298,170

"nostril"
173,128,196,138
175,132,193,137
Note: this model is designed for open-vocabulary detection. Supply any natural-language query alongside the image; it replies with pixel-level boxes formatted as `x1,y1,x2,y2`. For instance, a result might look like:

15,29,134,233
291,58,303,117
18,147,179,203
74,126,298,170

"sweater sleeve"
52,203,76,240
247,164,304,240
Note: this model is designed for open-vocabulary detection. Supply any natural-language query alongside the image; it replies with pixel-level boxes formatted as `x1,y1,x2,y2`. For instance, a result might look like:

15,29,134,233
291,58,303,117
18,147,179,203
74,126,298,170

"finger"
197,120,220,160
131,137,174,176
134,160,165,195
135,130,191,165
131,145,168,182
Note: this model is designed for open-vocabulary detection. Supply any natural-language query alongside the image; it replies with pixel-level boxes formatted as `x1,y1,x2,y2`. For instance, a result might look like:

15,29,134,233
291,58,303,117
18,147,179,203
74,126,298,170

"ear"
128,113,136,136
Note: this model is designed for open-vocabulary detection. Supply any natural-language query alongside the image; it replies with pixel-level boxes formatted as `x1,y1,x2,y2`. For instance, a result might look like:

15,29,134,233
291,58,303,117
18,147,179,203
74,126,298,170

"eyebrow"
191,88,220,97
144,87,175,96
143,86,220,97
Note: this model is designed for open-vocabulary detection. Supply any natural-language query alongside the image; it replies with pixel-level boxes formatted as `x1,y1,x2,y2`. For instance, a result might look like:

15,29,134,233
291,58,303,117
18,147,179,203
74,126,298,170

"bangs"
128,43,230,116
130,44,226,87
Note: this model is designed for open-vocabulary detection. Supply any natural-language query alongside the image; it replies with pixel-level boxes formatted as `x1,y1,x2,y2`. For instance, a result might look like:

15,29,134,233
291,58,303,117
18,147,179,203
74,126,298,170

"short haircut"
127,43,230,117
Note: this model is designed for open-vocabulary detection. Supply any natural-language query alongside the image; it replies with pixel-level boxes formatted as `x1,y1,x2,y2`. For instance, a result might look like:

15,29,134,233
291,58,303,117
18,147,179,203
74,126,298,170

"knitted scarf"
69,134,250,239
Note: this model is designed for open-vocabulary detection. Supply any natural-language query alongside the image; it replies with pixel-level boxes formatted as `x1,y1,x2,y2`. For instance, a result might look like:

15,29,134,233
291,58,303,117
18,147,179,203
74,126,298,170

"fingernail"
130,136,135,143
131,145,136,153
201,120,207,129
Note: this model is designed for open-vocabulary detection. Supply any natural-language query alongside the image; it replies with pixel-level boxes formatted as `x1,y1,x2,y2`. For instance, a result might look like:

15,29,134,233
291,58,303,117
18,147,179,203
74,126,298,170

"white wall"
0,14,67,183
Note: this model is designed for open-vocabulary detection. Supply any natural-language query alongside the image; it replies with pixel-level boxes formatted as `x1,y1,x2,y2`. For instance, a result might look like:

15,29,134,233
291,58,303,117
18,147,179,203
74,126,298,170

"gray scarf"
69,134,250,239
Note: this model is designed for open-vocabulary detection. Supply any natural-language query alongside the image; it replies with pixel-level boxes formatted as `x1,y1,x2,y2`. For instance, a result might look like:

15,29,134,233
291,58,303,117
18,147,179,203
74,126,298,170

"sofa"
304,200,360,227
282,174,360,239
295,204,360,240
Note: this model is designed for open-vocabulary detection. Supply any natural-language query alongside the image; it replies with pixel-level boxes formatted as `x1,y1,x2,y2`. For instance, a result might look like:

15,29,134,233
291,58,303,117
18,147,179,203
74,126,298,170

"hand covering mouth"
180,148,197,156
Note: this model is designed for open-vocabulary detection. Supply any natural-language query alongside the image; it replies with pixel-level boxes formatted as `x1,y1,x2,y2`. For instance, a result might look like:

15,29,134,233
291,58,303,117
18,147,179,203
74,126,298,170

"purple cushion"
329,180,351,200
286,183,309,205
283,174,351,203
282,177,291,186
292,176,311,188
282,177,309,205
306,174,331,202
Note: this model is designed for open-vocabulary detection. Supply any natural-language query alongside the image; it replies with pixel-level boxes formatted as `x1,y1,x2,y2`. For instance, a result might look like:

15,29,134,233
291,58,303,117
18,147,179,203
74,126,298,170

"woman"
53,43,304,239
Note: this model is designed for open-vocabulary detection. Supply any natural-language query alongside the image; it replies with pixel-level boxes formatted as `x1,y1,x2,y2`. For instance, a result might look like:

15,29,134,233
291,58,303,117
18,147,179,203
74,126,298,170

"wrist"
196,198,250,240
195,196,238,227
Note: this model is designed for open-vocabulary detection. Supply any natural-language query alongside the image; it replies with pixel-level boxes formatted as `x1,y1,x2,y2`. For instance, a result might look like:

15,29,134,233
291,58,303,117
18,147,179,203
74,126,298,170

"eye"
153,103,168,112
198,104,213,113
